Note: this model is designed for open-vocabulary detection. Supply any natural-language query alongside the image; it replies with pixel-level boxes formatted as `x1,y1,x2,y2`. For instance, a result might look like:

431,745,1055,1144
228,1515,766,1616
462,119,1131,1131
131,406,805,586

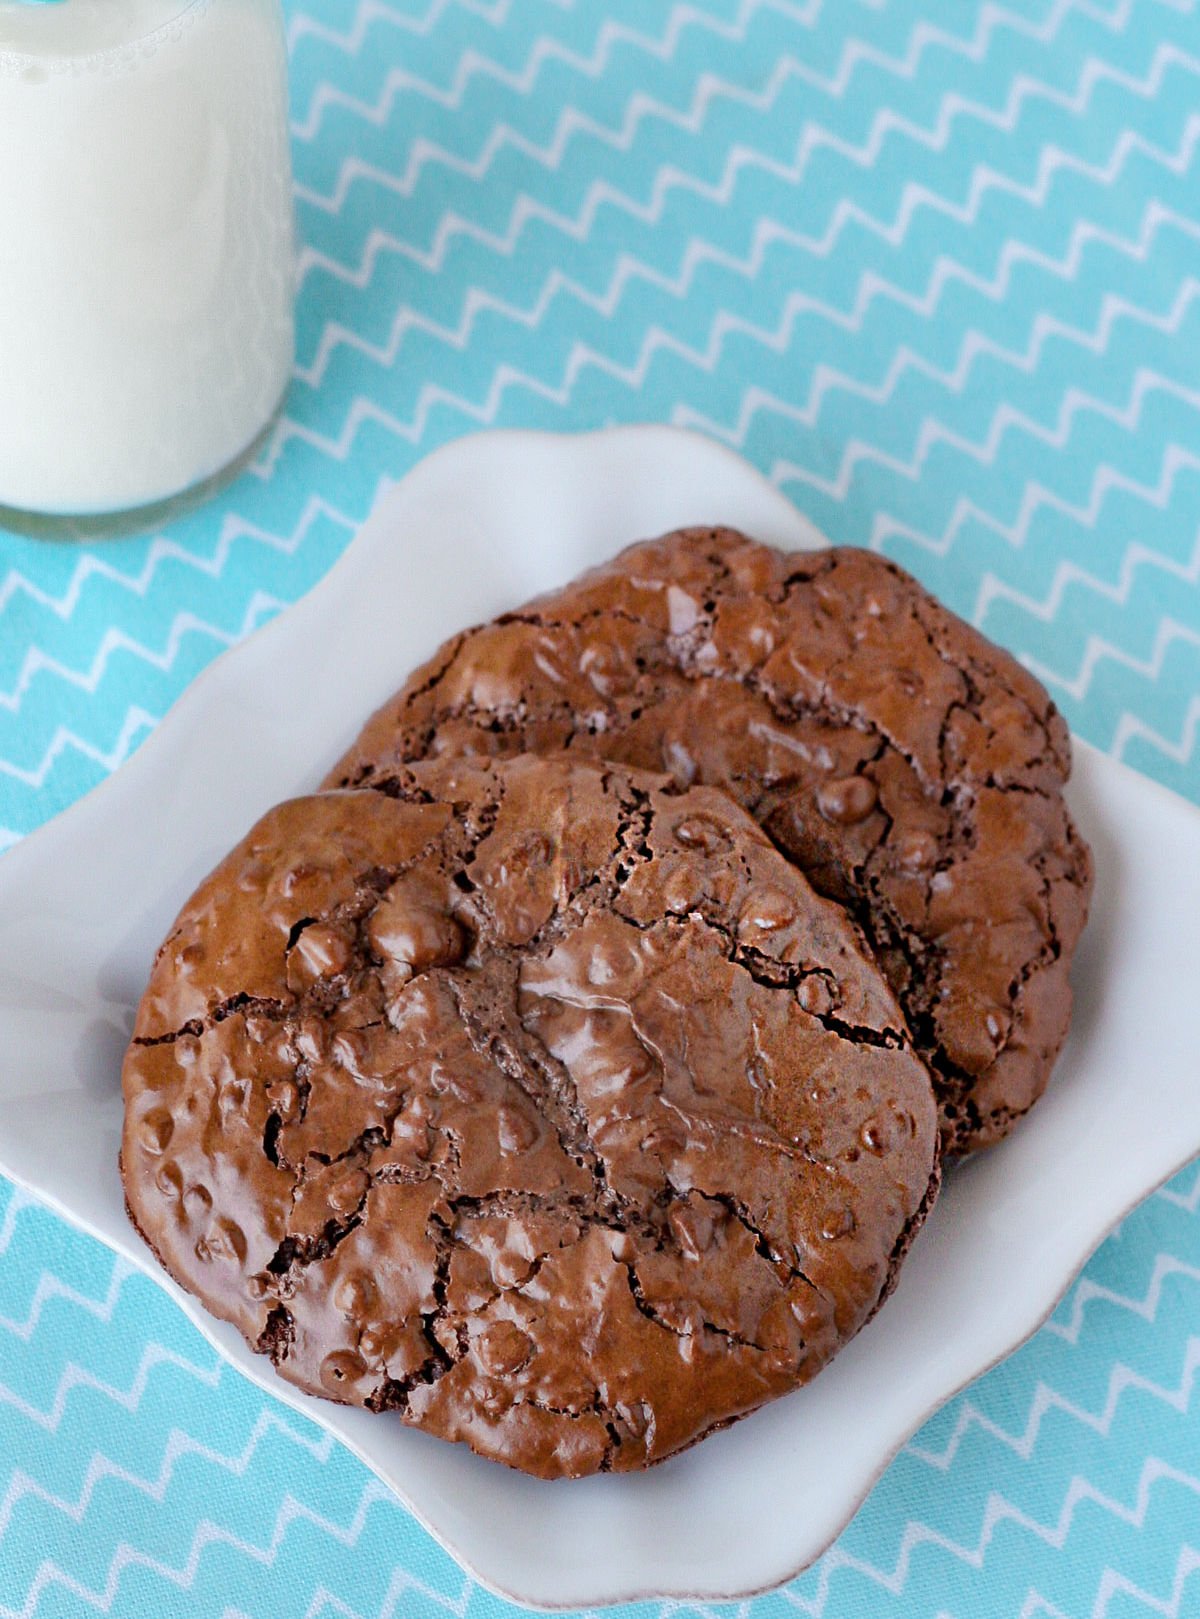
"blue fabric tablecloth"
2,2,1198,1614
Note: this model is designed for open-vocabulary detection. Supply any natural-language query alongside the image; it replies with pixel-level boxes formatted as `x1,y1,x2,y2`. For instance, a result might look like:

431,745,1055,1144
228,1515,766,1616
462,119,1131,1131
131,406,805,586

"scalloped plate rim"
0,426,1198,1610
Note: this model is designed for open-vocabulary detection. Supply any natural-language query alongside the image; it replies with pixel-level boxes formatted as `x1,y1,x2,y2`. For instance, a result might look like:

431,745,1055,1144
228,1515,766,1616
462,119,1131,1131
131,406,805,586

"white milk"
0,0,294,516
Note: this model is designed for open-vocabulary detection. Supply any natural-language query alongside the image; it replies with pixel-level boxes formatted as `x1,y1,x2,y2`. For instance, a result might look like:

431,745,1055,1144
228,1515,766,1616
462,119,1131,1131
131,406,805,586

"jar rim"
0,0,212,76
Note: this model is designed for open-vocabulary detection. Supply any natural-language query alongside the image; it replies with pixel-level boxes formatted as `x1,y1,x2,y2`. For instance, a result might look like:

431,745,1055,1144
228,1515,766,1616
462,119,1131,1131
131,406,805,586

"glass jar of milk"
0,0,294,524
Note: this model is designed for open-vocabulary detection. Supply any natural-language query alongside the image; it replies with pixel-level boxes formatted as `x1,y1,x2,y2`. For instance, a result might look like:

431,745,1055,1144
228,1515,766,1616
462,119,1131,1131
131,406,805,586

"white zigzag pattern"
287,0,686,62
282,10,1200,582
0,1190,32,1259
1157,1164,1200,1212
0,496,355,624
288,116,1200,515
0,499,358,774
771,435,1200,528
0,1474,416,1619
1019,1547,1200,1619
288,0,1197,143
274,280,1200,482
0,1201,458,1619
0,1407,334,1545
0,1258,131,1344
312,0,1041,114
282,91,1200,470
972,513,1200,745
292,0,1196,67
781,1458,1200,1616
288,0,516,57
1090,1550,1200,1619
907,1340,1199,1469
292,54,1200,220
3,0,1200,1609
302,296,1200,448
1,13,1187,711
273,0,1200,808
294,0,1198,218
1048,1254,1200,1345
0,706,158,791
867,455,1199,616
395,154,1189,314
0,1340,220,1435
1113,695,1200,766
0,594,283,717
292,0,830,139
747,253,1189,385
299,1567,474,1619
977,522,1200,628
1018,616,1200,704
296,160,1199,314
296,220,1200,398
701,365,1197,472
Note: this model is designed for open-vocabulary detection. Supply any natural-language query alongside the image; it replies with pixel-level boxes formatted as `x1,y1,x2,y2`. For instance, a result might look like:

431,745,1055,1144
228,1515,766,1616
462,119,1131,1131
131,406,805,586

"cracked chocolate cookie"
327,531,1093,1155
121,755,939,1478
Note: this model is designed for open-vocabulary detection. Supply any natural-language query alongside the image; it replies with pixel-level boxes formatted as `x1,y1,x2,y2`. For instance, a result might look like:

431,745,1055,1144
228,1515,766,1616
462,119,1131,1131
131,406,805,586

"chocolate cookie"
122,756,938,1478
327,532,1093,1154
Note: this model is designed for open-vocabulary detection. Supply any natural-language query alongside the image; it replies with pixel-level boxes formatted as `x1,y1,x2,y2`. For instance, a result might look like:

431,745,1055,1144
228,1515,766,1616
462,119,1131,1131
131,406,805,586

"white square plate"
1,427,1199,1610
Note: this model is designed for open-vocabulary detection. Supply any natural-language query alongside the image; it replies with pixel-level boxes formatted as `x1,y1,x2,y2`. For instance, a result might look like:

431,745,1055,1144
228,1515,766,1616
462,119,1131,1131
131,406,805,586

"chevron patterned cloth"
2,0,1198,1613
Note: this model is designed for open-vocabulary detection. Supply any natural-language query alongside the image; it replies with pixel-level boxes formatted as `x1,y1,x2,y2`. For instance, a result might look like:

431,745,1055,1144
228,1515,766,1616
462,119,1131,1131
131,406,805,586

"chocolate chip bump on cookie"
122,756,938,1479
327,533,1094,1155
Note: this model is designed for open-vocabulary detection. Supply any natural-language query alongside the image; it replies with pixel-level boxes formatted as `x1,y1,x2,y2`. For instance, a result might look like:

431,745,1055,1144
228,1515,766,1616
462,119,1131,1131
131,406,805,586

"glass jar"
0,0,295,527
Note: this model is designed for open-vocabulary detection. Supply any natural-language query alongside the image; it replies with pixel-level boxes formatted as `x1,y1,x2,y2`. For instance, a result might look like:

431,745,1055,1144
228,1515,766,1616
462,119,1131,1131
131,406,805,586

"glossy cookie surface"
122,755,938,1478
329,532,1094,1153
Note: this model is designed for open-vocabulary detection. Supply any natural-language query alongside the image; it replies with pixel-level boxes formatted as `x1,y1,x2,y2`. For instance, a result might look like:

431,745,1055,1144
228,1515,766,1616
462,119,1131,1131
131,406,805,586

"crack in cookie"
325,531,1093,1153
122,756,939,1478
